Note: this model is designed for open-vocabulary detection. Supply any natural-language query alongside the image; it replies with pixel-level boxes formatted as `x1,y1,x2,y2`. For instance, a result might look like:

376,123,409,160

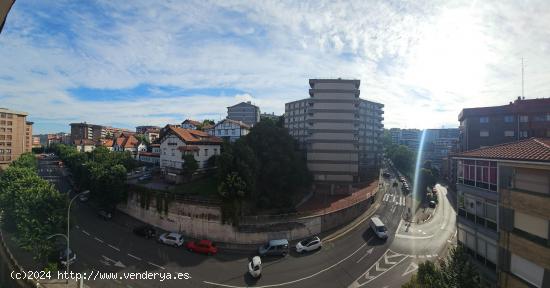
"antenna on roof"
521,57,524,99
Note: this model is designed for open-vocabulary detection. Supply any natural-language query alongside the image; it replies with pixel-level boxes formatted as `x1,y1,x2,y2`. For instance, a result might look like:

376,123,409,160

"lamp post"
49,190,90,286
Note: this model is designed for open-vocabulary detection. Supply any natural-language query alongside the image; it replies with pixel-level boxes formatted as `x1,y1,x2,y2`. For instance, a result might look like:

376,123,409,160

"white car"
158,232,184,247
295,236,322,253
248,256,262,278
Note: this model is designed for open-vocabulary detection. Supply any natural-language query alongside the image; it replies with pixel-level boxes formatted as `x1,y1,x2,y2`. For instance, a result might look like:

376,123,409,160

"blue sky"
1,0,550,134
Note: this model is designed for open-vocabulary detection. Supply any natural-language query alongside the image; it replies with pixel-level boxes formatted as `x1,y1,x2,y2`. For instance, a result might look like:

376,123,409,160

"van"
370,216,388,239
258,239,289,256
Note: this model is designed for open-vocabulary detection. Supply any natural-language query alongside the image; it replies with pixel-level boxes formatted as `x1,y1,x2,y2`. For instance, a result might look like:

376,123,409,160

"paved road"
40,161,455,288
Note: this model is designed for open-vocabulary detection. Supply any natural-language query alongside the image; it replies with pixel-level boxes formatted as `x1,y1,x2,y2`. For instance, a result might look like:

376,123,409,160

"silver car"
158,232,184,247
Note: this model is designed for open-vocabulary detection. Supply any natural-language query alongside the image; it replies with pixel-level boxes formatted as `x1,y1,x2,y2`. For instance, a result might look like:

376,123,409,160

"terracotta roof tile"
167,126,222,144
454,138,550,162
183,119,202,126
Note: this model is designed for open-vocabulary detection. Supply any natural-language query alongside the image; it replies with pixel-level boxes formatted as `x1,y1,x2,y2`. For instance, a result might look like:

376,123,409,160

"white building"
113,133,146,159
73,139,95,153
138,144,160,165
159,125,222,183
181,119,202,130
209,118,251,142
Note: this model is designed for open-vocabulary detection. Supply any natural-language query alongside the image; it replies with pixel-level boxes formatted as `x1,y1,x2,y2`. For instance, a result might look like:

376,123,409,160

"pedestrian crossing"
382,193,406,206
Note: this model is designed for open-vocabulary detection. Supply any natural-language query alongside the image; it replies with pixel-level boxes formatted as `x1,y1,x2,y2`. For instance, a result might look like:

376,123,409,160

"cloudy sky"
1,0,549,134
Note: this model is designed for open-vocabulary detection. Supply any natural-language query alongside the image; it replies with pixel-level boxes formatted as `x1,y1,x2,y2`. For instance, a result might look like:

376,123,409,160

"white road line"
108,244,120,251
82,230,90,236
148,262,165,270
127,253,142,261
94,237,104,243
427,255,432,258
395,233,434,240
205,242,368,288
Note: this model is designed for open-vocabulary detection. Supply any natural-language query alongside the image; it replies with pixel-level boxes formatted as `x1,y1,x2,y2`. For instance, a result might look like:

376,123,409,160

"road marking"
375,262,387,272
395,233,435,239
204,242,368,288
127,253,142,261
419,255,425,258
82,230,90,236
148,262,165,270
94,237,104,243
402,262,418,276
356,247,374,263
349,250,409,288
427,255,432,258
108,244,120,251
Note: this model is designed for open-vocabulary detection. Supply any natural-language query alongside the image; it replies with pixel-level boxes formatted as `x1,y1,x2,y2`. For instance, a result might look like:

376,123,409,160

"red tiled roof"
183,119,202,126
166,126,222,144
100,139,114,147
454,138,550,162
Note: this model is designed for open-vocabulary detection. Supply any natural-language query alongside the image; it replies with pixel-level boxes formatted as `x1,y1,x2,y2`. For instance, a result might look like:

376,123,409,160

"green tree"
0,167,37,230
218,172,248,224
402,246,480,288
10,152,38,170
182,154,198,180
389,145,416,175
88,163,127,210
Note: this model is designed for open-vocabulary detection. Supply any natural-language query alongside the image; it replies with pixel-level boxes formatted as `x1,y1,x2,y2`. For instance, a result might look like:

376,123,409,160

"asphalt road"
37,157,456,288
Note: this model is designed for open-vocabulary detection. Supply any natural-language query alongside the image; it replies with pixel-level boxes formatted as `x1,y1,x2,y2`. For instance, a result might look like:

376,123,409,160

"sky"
1,0,550,134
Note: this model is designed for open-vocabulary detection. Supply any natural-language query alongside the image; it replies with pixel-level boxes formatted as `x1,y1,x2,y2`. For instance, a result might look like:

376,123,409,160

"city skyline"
2,1,550,134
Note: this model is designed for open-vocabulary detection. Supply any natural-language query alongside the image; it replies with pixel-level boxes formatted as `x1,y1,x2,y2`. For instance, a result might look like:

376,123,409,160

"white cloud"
1,0,550,133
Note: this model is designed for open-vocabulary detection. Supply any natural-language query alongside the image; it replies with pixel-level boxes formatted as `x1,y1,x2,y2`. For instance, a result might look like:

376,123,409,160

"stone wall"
118,191,371,244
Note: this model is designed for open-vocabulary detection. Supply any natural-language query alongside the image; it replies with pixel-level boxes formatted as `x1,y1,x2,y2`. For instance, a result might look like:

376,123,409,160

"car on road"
97,210,113,220
248,256,262,278
133,225,156,239
370,216,388,239
158,232,184,247
258,239,289,257
295,236,322,253
58,248,76,267
429,200,436,208
186,239,218,255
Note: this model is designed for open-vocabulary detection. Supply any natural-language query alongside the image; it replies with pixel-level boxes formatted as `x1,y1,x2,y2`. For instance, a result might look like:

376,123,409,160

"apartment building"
227,101,260,127
136,125,160,134
285,79,384,194
70,122,104,143
424,128,460,169
0,108,32,169
458,97,550,152
453,138,550,287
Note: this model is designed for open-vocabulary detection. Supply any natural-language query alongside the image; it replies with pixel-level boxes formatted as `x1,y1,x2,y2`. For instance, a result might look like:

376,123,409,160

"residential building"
139,144,160,165
36,132,70,148
73,139,96,153
70,122,105,143
32,136,41,148
458,97,550,152
159,125,222,183
0,108,32,169
424,128,460,170
227,101,260,127
181,119,202,130
97,139,114,151
209,118,250,142
112,133,146,159
453,138,550,287
285,79,384,194
143,127,160,143
104,126,131,138
136,125,160,134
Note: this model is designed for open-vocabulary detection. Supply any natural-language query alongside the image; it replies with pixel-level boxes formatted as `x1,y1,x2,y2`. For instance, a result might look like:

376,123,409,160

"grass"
173,177,220,200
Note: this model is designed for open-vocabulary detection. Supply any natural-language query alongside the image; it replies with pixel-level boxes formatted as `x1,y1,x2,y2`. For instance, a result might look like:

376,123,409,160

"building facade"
209,118,250,142
227,101,260,127
136,125,160,134
181,119,202,130
424,128,460,170
159,126,222,183
0,108,32,169
70,122,104,143
453,138,550,288
285,79,384,194
458,97,550,152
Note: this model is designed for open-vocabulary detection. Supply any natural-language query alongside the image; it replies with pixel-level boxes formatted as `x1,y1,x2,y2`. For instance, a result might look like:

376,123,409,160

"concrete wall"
119,190,370,244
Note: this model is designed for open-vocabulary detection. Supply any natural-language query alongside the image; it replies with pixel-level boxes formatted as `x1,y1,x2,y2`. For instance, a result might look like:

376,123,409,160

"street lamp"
49,190,90,286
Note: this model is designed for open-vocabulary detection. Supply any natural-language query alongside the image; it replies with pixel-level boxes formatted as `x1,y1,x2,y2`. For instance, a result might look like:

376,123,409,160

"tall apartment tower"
70,122,106,143
0,108,33,170
227,101,261,127
285,79,384,195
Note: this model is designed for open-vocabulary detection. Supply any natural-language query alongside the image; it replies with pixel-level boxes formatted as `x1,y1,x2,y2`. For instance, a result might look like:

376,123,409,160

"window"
213,148,218,155
457,160,497,191
510,254,544,287
504,130,514,137
519,115,529,122
204,149,208,156
6,121,11,126
504,115,514,123
519,130,528,138
514,168,549,194
480,130,489,137
514,211,548,240
479,116,489,123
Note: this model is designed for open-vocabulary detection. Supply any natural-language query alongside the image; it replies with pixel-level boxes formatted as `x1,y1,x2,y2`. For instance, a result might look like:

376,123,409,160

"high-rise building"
0,108,33,169
424,128,460,169
70,122,104,143
285,79,384,194
227,101,261,127
458,97,550,152
453,138,550,287
136,125,160,134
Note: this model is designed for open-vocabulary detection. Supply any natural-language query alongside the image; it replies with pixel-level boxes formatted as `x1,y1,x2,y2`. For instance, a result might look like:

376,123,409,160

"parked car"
58,248,76,267
370,216,388,239
258,239,289,257
97,210,113,220
138,174,152,181
78,191,90,202
186,239,218,255
158,232,184,247
133,225,156,239
248,256,262,278
295,236,322,253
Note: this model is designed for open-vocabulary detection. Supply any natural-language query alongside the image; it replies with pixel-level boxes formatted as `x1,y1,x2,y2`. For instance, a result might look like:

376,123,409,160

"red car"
186,240,218,255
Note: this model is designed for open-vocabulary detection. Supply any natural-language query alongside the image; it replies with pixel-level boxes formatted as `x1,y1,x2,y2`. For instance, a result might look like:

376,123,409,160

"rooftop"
0,107,28,116
458,97,550,121
453,138,550,163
